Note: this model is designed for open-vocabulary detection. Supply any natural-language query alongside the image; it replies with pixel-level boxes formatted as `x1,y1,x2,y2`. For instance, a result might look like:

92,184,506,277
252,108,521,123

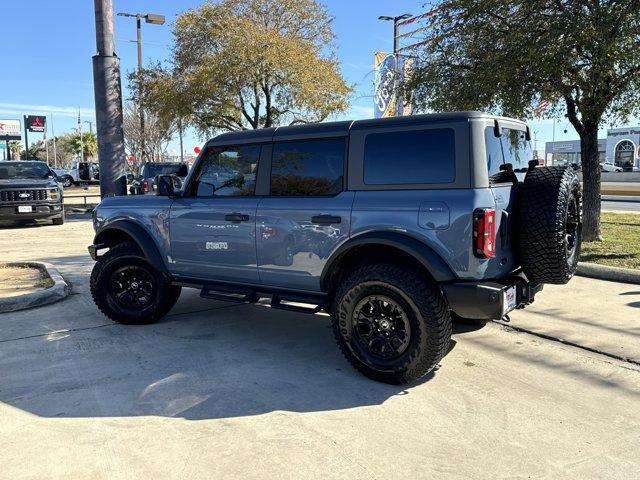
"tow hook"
501,314,511,323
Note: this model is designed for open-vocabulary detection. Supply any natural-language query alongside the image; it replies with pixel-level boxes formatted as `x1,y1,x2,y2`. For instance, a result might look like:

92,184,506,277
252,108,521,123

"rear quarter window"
485,126,532,184
363,128,455,185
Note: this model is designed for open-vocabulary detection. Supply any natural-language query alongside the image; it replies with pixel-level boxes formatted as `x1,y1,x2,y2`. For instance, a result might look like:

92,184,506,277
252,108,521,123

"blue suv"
88,112,582,384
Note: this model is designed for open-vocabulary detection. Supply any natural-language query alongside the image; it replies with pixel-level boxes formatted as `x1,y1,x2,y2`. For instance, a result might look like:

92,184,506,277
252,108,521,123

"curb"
0,262,70,313
576,262,640,285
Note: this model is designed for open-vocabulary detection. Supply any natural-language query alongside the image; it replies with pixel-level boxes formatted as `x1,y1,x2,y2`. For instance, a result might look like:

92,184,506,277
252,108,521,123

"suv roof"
207,111,528,146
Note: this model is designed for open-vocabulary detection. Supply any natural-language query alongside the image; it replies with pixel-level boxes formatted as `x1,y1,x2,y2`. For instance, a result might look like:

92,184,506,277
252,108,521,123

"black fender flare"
320,231,457,291
93,220,169,274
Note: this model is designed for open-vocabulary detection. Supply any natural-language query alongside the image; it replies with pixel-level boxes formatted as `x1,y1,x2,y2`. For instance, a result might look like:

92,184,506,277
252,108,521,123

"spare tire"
517,166,582,284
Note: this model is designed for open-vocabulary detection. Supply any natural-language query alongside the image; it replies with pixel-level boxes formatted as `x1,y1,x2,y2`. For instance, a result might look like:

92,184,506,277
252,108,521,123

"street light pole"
378,13,412,55
117,12,165,165
93,0,127,197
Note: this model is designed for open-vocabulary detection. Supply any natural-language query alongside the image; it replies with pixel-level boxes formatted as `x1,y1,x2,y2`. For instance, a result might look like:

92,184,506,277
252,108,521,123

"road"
602,195,640,213
0,215,638,479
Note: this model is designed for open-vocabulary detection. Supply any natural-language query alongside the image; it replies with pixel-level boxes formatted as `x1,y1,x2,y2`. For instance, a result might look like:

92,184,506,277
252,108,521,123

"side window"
193,144,261,197
270,138,345,196
363,128,455,184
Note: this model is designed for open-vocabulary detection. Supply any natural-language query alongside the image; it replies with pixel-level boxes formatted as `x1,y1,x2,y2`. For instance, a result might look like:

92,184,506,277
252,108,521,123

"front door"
256,137,352,291
170,144,262,284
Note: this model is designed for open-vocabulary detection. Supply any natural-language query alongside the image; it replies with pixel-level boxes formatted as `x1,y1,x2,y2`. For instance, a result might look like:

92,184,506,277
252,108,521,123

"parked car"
600,161,623,172
53,160,100,187
88,112,582,384
130,162,189,195
0,160,64,225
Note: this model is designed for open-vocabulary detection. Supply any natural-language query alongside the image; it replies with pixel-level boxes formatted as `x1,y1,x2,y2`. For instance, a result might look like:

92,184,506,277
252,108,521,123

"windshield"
0,162,52,180
144,163,184,178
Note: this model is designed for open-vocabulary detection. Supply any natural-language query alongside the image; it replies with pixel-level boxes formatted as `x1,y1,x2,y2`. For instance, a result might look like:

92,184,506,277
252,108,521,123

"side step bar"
199,285,324,314
200,285,260,304
270,294,323,314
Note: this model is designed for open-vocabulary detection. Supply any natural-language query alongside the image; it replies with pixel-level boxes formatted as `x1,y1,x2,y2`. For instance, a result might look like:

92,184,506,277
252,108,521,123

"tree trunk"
579,121,601,242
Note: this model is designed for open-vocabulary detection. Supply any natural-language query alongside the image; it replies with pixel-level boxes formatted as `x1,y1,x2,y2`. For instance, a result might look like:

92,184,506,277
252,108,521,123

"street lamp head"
145,13,165,25
378,16,394,21
398,13,413,20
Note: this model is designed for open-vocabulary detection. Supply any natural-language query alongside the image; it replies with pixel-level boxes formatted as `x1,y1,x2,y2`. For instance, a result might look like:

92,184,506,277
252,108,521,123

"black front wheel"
90,242,181,325
332,263,452,384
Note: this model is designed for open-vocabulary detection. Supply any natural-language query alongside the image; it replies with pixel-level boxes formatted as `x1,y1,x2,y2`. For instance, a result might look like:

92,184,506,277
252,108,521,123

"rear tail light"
142,180,150,193
473,208,496,258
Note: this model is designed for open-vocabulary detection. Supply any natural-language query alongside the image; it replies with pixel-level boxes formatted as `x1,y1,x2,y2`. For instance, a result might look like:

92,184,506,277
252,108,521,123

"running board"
200,285,259,304
270,294,323,314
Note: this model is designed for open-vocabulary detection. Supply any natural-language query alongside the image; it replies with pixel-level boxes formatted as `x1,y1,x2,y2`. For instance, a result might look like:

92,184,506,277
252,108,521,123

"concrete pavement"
0,214,639,479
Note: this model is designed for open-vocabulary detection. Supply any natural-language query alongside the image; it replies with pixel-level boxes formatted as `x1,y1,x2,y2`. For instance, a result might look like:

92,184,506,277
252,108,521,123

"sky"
0,0,632,158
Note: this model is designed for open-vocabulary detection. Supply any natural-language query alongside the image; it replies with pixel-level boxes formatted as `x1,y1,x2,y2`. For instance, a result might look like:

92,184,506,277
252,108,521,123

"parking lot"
0,214,638,479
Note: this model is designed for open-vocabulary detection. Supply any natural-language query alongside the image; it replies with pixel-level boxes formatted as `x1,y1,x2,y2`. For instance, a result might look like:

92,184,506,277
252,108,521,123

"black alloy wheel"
109,265,156,311
352,295,411,360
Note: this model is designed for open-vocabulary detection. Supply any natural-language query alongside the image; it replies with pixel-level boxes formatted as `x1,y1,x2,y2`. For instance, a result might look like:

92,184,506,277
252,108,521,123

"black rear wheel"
332,263,451,384
90,242,181,325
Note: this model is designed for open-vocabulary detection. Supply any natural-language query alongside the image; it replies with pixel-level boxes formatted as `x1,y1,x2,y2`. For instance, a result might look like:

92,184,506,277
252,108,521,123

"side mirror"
157,174,181,196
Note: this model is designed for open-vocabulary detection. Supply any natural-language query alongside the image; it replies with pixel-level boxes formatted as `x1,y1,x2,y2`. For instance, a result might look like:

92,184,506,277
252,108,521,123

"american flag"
534,99,550,117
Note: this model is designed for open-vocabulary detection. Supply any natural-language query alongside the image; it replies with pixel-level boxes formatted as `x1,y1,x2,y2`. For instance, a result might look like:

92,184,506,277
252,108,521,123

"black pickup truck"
0,160,64,225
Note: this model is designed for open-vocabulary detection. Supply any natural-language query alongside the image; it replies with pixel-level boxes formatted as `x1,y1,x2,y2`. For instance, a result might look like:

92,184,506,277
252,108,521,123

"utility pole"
84,120,94,133
117,12,165,165
93,0,127,197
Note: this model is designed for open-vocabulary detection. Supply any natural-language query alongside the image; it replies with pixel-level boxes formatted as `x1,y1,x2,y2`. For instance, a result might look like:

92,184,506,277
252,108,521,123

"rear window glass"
144,163,184,178
363,128,455,184
485,127,532,184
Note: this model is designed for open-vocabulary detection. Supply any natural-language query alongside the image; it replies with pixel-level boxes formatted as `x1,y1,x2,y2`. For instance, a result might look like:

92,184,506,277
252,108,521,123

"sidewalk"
505,275,640,363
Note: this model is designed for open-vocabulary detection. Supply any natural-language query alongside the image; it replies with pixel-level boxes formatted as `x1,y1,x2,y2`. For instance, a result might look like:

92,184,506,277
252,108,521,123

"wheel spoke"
352,294,411,360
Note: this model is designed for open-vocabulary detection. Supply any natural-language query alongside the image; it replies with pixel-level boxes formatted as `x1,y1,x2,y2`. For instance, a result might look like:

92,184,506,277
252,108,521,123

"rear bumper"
0,203,63,220
442,273,543,320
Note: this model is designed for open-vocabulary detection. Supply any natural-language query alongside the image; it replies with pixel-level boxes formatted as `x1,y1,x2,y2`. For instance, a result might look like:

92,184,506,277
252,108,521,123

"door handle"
225,213,250,222
311,215,342,225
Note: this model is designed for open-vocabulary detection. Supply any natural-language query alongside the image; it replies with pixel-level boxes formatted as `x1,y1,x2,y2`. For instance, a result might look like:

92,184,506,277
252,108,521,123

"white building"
546,126,640,171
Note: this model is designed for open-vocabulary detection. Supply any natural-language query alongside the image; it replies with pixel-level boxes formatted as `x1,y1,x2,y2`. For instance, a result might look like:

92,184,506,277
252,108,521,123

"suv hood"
0,178,57,189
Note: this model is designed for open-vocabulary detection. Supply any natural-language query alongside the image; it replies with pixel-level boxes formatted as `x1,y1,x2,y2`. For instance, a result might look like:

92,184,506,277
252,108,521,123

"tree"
142,0,352,136
68,131,98,160
405,0,640,241
8,141,22,160
123,101,174,172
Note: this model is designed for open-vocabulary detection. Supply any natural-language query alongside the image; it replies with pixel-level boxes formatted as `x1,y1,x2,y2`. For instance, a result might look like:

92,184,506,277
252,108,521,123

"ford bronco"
88,112,581,384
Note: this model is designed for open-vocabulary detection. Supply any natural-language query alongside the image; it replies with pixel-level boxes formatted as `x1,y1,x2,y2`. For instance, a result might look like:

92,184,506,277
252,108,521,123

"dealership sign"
25,115,46,132
0,119,21,140
374,52,415,118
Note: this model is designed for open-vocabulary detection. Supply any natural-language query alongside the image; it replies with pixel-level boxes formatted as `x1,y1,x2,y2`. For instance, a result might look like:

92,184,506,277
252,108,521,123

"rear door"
484,122,532,274
256,136,353,291
169,144,262,284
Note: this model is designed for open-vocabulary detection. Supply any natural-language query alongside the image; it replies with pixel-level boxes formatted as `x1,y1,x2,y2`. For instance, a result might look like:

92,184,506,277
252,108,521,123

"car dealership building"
546,126,640,170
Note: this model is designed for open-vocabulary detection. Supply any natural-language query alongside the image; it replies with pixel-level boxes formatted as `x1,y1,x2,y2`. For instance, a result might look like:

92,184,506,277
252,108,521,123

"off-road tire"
90,242,181,325
52,210,65,225
518,166,582,284
61,175,73,188
331,263,451,384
